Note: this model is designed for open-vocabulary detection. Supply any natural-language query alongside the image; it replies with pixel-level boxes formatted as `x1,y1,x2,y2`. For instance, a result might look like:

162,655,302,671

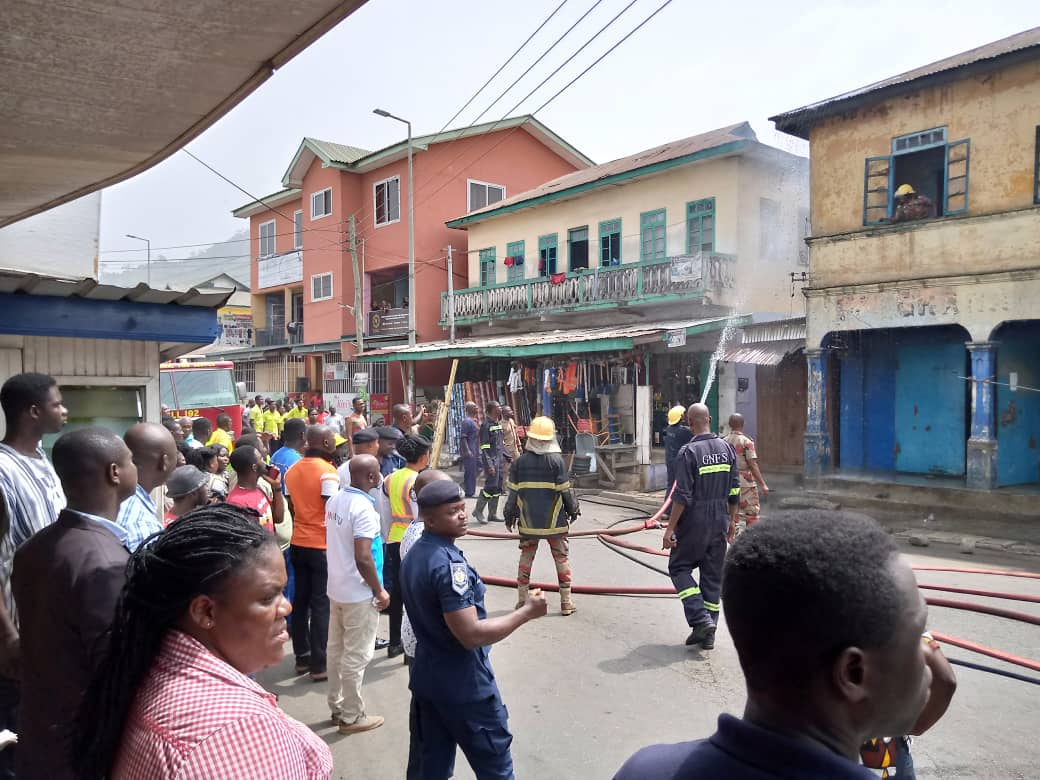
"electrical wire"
182,148,304,227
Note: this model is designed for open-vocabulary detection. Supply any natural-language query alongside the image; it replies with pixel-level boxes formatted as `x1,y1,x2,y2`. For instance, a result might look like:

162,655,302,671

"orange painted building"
229,116,591,410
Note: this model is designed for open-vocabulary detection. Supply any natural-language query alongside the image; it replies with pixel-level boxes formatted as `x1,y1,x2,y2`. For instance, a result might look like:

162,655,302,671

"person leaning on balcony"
890,184,935,223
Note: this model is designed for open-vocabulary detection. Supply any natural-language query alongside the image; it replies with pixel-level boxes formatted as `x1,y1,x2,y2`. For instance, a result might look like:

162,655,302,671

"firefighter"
661,403,739,650
472,401,507,524
503,416,580,616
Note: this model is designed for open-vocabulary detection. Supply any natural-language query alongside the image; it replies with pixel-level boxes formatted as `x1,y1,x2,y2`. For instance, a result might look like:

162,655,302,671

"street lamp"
373,108,415,348
125,233,151,286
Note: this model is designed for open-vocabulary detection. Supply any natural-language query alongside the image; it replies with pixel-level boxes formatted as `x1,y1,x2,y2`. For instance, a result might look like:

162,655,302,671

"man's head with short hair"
307,408,319,424
234,432,267,459
53,427,137,513
282,417,307,450
397,434,431,468
501,405,515,421
348,454,381,491
192,417,213,441
722,510,931,753
162,417,184,443
124,422,179,492
392,404,413,430
352,397,366,414
686,403,711,435
216,413,232,431
0,372,67,438
464,401,478,418
306,425,336,457
413,468,451,502
178,417,194,436
727,413,745,432
485,401,501,421
229,445,263,480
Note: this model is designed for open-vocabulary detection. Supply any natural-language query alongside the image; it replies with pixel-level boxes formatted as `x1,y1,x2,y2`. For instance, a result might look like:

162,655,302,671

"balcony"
254,325,303,347
368,308,409,338
440,253,735,326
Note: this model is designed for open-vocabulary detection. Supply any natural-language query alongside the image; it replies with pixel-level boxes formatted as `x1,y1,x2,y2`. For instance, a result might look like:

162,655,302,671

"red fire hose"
917,583,1040,604
931,631,1040,673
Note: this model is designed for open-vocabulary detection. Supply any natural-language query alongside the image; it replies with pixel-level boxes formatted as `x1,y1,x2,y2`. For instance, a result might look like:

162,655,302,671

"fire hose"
464,487,1040,681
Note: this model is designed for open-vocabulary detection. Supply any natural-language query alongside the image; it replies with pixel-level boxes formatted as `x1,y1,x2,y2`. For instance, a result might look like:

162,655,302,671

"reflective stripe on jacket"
386,466,418,543
503,451,579,537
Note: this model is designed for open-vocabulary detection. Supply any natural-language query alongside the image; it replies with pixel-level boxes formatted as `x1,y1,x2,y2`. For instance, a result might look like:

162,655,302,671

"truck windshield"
161,369,238,410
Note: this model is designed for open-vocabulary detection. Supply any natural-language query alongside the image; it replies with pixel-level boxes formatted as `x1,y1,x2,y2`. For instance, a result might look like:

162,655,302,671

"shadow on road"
597,642,706,674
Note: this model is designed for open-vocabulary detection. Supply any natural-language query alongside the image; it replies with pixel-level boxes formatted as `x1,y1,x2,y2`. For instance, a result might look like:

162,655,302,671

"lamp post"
125,233,151,286
373,108,415,348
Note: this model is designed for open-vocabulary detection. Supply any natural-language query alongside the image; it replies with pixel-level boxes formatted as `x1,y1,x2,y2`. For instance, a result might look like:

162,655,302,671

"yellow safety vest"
386,466,418,543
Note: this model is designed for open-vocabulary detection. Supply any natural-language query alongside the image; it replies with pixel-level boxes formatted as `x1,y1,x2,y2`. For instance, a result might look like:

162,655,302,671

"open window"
861,127,970,225
568,226,589,271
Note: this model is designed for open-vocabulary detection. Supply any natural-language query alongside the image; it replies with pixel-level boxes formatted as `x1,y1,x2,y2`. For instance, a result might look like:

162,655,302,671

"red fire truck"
159,361,245,438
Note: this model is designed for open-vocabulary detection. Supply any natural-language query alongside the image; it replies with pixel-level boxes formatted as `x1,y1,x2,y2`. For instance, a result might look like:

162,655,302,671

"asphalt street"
259,497,1040,779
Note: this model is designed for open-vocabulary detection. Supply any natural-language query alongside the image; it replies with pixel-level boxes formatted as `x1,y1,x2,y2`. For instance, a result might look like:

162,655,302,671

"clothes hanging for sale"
562,363,578,395
507,366,523,393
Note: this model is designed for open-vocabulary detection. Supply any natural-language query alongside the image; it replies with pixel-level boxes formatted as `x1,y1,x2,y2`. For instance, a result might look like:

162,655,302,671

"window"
468,180,506,212
506,240,525,283
374,177,400,226
640,209,666,261
538,234,558,276
599,219,621,266
311,272,333,301
479,248,497,287
862,126,970,225
41,386,144,457
160,369,239,411
310,188,332,220
258,220,276,257
568,226,589,271
686,198,715,255
1034,126,1040,205
293,210,303,249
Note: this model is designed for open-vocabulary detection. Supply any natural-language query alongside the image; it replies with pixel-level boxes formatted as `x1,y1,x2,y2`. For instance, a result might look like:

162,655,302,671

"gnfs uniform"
669,433,739,631
400,497,514,779
474,417,507,522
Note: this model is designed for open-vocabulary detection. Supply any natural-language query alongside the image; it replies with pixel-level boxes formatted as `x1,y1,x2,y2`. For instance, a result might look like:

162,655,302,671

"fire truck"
159,361,245,438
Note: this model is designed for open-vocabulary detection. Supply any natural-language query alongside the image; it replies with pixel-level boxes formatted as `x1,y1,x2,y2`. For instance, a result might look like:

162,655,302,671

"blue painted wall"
996,322,1040,486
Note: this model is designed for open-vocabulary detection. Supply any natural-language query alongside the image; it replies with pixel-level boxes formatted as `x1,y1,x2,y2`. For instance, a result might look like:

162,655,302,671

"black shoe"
374,638,390,650
685,623,716,649
387,644,405,659
487,517,505,523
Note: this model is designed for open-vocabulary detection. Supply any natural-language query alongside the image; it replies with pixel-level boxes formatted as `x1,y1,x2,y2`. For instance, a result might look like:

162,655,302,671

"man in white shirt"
325,406,345,435
325,454,389,736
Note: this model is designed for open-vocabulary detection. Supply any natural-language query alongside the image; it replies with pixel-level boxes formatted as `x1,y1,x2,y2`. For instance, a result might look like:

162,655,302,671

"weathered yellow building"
771,27,1040,489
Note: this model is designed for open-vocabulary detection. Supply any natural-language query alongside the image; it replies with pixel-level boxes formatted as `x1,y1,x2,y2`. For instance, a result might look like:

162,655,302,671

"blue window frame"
686,198,715,254
506,240,525,283
479,247,496,287
640,209,666,260
598,219,621,266
538,234,558,276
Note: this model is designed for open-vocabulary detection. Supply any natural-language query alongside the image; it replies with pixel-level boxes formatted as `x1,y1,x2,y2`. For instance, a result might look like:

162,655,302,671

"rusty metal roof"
739,317,806,344
723,340,804,366
0,268,232,309
771,27,1040,139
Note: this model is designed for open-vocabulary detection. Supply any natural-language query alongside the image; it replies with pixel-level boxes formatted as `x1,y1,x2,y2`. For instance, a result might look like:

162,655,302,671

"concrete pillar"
804,347,831,479
966,341,998,490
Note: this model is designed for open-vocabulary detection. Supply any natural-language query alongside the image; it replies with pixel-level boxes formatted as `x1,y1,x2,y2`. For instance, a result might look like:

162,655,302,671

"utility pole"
125,234,150,285
350,214,363,355
446,244,456,344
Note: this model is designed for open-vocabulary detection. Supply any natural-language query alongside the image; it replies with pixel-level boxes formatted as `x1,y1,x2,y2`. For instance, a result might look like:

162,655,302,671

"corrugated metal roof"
771,27,1040,138
739,317,806,344
448,123,758,226
358,317,736,362
723,340,804,366
304,138,371,165
0,268,232,309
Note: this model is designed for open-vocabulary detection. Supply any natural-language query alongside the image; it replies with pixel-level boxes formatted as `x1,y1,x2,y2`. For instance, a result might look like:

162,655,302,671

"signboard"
325,392,358,416
666,329,686,348
368,392,389,425
353,371,369,387
257,250,303,289
669,254,698,283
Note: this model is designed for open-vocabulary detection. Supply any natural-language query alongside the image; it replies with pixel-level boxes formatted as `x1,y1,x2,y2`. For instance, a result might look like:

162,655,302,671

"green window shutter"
506,240,525,283
944,139,970,215
863,156,892,225
640,209,666,260
599,219,621,266
686,198,715,254
479,247,497,287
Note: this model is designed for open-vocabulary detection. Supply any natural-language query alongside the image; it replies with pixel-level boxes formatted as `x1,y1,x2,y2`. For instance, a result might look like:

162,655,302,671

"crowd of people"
0,371,958,779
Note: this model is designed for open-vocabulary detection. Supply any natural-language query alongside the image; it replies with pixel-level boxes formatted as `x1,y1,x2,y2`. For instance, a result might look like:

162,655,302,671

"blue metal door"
894,341,966,475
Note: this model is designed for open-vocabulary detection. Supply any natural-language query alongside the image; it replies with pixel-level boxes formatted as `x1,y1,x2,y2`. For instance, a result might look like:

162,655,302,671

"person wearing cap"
163,465,210,525
376,425,405,477
400,480,548,780
664,405,693,493
890,183,935,223
503,416,580,616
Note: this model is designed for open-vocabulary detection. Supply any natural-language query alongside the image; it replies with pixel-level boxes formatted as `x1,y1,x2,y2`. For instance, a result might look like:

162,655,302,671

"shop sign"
666,329,686,348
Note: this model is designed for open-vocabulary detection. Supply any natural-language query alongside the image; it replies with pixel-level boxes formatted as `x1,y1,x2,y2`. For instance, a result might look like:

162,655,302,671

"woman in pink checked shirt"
75,504,333,780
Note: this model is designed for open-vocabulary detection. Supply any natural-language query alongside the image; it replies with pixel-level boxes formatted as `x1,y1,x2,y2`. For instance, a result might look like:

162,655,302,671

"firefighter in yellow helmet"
891,183,935,223
503,416,581,615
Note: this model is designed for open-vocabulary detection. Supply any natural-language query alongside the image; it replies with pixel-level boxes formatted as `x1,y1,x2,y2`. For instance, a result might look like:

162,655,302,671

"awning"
723,339,804,366
357,317,747,363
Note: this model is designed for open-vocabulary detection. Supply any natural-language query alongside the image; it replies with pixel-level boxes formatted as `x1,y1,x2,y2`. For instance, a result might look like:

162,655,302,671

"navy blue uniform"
614,714,878,779
664,423,693,491
479,419,506,498
669,433,739,628
460,416,479,497
400,531,513,780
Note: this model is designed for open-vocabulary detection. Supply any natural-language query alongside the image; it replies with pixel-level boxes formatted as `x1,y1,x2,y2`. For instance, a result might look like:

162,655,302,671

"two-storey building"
361,122,808,486
771,27,1040,489
225,116,590,417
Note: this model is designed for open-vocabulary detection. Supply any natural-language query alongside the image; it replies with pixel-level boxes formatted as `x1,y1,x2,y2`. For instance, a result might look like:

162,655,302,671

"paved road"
260,497,1040,779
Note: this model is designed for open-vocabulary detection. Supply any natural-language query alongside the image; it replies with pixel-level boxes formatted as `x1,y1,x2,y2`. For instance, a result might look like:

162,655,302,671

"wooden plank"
430,359,459,468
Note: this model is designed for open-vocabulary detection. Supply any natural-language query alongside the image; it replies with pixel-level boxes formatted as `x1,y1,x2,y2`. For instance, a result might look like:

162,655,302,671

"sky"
98,0,1039,272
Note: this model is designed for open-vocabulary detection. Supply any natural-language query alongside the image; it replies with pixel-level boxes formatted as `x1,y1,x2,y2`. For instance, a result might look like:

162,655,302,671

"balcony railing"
440,253,735,325
254,326,303,347
368,308,409,337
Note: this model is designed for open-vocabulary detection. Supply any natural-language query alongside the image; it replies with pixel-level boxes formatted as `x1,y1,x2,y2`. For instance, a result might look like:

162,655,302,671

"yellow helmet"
667,405,687,425
895,184,915,198
526,416,557,441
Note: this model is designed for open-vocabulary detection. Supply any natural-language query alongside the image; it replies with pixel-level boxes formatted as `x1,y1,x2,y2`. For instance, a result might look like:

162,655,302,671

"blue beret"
417,480,464,508
376,425,403,441
352,428,379,444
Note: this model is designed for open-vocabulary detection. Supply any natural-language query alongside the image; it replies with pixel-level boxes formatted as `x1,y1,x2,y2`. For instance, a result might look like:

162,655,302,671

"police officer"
400,480,547,780
661,403,739,650
472,401,507,524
